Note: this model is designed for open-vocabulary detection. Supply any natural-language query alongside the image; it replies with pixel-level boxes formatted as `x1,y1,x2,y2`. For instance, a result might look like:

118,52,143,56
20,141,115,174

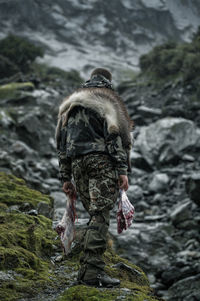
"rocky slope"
0,32,200,300
1,0,200,80
112,78,200,300
0,172,162,301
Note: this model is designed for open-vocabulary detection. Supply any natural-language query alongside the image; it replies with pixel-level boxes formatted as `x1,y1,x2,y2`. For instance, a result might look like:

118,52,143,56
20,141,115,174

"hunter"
56,68,133,287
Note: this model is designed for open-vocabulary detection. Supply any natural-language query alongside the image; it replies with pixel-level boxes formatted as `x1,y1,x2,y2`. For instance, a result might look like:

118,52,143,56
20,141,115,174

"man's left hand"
63,181,76,199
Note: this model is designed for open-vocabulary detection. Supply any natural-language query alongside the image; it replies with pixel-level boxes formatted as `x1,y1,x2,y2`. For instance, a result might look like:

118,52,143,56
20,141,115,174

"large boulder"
168,274,200,301
135,118,200,166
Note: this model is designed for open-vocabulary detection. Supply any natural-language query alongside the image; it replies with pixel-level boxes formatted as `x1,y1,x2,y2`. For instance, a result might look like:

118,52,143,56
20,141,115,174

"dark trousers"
72,153,119,280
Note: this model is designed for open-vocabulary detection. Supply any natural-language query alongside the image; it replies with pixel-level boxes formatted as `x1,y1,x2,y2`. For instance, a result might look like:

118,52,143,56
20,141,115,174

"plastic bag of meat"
55,196,76,255
117,189,135,234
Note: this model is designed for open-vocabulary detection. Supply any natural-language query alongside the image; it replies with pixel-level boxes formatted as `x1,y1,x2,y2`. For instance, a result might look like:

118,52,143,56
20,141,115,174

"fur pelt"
56,87,133,151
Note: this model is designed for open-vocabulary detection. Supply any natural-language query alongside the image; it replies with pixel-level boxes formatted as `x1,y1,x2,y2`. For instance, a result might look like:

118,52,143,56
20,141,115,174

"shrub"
0,34,44,72
182,52,200,82
139,27,200,83
0,54,20,79
140,41,179,76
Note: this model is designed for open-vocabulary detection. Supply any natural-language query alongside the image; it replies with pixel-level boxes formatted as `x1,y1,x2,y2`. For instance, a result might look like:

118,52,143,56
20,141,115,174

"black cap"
90,68,112,82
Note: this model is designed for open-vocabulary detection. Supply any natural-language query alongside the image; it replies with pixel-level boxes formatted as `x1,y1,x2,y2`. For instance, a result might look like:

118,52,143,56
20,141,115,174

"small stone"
37,201,53,219
0,271,14,281
54,255,63,262
182,154,195,162
149,173,169,192
137,105,162,118
27,209,38,216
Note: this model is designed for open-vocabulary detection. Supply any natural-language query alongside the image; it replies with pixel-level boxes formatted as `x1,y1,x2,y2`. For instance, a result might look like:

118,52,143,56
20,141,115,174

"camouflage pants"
72,153,119,280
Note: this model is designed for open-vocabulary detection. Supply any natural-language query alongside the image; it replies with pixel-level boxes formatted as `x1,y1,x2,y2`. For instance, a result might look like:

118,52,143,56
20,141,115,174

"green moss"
56,285,118,301
57,285,159,301
0,212,56,259
0,172,58,301
0,172,52,207
0,82,35,100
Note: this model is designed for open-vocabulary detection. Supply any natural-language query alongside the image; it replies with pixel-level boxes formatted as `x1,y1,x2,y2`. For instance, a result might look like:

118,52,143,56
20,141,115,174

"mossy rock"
0,172,58,300
57,285,160,301
0,82,35,101
56,250,162,301
0,172,162,301
0,172,52,208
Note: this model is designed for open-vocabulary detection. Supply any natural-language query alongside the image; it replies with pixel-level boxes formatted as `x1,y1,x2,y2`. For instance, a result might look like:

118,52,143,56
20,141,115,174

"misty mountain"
1,0,200,80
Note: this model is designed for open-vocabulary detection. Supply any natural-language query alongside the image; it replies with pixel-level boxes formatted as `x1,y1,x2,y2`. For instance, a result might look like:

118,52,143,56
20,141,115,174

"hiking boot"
81,272,120,287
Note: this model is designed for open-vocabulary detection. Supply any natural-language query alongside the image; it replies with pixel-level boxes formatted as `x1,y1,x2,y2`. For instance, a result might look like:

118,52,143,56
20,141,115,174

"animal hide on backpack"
55,87,134,171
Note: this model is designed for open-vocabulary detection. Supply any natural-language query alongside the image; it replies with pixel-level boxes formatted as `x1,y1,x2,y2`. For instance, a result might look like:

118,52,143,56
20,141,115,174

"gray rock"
127,184,143,200
11,140,34,157
152,193,166,204
135,118,199,166
50,158,59,170
7,205,20,213
53,208,66,221
130,151,151,171
0,270,20,282
185,173,200,206
137,200,149,210
170,200,192,226
182,154,195,162
112,262,142,276
168,274,200,301
137,105,162,118
161,266,183,286
149,173,169,192
50,191,66,209
0,109,15,127
176,220,198,230
18,113,40,135
27,209,38,216
37,201,54,219
45,178,60,186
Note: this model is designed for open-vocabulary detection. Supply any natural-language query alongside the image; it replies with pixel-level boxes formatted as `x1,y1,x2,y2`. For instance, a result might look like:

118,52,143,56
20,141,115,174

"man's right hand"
118,175,129,191
63,181,76,199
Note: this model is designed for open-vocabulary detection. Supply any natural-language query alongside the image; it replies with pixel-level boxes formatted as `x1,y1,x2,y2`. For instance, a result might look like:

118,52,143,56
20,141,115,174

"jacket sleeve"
105,129,128,175
56,126,72,183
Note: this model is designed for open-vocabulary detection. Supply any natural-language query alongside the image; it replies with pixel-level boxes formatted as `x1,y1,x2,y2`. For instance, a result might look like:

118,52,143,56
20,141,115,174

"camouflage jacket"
57,105,128,183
